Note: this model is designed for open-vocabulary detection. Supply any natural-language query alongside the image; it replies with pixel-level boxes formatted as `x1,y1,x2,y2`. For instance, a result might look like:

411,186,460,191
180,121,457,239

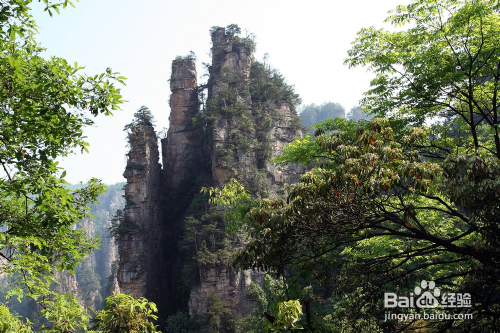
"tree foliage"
0,304,33,333
0,0,125,330
124,105,155,132
198,57,302,195
345,0,500,149
90,293,160,333
202,293,239,333
271,299,303,332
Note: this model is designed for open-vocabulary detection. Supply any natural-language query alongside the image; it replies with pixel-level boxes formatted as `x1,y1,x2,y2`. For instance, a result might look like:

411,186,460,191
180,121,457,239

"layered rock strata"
118,122,162,298
189,266,263,317
188,27,301,316
162,58,199,188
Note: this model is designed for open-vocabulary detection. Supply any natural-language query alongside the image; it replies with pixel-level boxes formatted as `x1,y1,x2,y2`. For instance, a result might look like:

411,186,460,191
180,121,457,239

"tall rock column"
117,121,162,298
208,27,252,101
189,26,303,318
162,58,199,188
208,27,254,186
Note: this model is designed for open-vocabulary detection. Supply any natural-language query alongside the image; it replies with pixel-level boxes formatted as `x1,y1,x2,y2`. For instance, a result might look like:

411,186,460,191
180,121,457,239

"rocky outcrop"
265,103,303,198
162,58,199,188
116,26,303,322
98,222,117,286
118,122,162,298
208,27,301,196
208,27,253,102
187,27,302,317
189,266,262,317
92,184,124,297
209,27,254,187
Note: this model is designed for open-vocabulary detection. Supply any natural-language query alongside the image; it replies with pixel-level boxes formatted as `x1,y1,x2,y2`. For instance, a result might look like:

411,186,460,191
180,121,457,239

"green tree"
202,293,239,333
90,293,160,333
345,0,500,152
0,304,33,333
0,0,125,330
124,105,156,131
164,311,194,333
225,24,241,36
270,300,303,332
214,117,495,331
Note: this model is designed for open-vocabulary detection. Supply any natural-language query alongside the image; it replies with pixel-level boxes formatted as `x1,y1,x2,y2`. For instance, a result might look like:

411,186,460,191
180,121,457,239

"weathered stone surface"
208,28,254,187
118,123,162,299
265,104,302,198
163,59,199,188
189,265,262,317
208,27,252,102
53,270,81,300
95,188,123,286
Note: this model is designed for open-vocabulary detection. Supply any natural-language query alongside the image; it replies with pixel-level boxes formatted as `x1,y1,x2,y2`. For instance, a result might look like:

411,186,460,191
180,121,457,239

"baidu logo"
384,280,471,309
415,280,440,308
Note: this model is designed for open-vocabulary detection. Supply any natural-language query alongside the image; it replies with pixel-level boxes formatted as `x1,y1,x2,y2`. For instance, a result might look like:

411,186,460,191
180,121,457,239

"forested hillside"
299,102,345,128
299,103,373,130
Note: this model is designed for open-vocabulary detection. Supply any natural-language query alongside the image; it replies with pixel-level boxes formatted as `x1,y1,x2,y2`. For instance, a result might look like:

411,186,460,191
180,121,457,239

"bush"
0,305,33,333
90,293,160,332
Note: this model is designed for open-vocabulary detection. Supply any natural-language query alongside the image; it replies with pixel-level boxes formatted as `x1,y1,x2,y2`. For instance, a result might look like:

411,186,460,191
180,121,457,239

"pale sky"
30,0,403,184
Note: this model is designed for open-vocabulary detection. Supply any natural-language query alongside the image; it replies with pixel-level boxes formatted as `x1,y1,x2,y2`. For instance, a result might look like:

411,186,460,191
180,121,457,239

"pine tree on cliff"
124,105,156,131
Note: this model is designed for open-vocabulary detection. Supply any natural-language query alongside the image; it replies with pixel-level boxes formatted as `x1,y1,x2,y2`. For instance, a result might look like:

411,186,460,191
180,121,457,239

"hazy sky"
30,0,403,185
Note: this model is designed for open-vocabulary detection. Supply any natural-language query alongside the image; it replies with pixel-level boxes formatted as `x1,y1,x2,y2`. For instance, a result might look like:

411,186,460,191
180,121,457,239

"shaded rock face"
118,123,162,298
189,266,263,317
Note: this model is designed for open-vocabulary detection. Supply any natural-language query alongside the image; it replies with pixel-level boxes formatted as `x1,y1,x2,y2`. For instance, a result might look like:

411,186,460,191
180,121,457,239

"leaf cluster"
90,293,160,333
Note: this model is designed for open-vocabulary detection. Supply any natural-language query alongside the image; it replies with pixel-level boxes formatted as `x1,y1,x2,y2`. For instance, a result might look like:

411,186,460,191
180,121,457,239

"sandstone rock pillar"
117,122,162,298
208,27,254,186
162,58,198,188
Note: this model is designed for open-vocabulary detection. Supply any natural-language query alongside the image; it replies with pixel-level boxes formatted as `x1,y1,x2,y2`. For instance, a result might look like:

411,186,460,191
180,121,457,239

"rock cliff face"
162,58,199,189
188,265,263,317
186,27,301,317
92,187,124,297
209,27,254,187
116,26,303,321
118,122,162,298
